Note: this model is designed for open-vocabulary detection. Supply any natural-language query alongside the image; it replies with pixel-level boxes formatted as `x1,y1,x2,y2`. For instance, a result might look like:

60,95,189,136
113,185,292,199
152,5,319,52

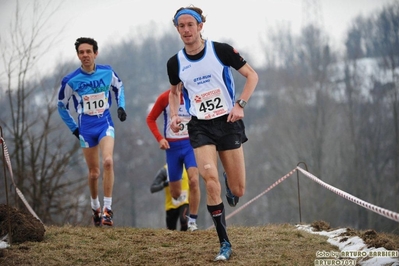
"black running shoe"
223,172,239,207
92,208,102,227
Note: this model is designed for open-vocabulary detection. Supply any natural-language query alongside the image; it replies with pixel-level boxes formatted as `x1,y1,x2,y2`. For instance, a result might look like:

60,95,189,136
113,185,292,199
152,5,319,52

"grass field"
1,222,398,265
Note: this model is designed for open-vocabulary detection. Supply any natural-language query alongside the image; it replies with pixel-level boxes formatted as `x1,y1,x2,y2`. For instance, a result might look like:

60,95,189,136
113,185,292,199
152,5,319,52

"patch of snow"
297,224,399,266
0,234,9,249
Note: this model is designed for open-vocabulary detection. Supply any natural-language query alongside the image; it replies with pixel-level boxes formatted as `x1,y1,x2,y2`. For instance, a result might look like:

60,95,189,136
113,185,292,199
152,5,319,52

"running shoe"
102,208,113,226
92,208,102,227
214,241,232,261
223,172,239,207
188,221,198,232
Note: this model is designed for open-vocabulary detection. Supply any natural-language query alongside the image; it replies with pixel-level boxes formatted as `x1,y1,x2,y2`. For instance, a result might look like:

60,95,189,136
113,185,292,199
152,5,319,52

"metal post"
296,161,309,224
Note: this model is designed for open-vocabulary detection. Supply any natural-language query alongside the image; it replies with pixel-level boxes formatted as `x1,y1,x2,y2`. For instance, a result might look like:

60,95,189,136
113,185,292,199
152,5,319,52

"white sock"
103,197,112,210
188,217,196,223
91,197,100,210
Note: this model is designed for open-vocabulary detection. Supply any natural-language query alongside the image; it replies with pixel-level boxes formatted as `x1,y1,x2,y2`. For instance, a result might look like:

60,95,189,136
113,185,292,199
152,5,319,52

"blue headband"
174,9,202,26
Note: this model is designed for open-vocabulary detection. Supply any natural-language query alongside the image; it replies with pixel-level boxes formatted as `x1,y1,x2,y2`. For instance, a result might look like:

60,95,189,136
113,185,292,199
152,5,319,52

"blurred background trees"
0,1,86,224
0,1,398,233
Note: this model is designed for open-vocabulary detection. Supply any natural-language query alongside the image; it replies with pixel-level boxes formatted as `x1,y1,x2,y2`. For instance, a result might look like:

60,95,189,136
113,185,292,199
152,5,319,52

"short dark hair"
74,37,98,53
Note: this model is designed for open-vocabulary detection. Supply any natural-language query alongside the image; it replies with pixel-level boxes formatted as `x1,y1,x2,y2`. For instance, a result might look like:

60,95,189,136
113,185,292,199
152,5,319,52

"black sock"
207,202,230,245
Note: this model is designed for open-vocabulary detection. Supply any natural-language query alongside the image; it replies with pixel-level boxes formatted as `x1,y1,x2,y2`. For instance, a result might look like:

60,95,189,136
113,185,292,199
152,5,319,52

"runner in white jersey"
58,37,127,227
167,6,258,262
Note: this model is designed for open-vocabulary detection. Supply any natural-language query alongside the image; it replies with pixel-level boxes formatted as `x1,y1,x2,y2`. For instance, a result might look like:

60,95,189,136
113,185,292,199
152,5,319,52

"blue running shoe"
214,241,232,261
223,172,239,207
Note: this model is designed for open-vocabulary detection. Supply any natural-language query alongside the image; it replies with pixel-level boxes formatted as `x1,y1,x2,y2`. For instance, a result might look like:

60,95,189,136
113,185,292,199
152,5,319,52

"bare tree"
373,3,399,198
367,3,399,230
340,2,399,230
0,0,86,225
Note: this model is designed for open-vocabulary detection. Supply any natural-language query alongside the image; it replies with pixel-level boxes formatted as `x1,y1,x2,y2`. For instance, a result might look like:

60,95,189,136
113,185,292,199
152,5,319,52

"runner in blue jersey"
167,6,258,261
57,37,127,227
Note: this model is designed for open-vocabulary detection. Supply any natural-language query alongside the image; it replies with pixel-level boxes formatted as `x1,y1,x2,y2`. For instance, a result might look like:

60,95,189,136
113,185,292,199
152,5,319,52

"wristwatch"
236,99,247,108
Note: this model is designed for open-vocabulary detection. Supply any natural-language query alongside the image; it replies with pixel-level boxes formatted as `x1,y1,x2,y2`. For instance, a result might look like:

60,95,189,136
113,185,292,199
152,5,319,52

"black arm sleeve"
150,167,168,193
213,42,247,70
167,55,181,86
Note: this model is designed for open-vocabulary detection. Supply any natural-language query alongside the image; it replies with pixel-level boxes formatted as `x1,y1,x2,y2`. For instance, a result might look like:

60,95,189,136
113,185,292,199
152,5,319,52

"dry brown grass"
1,222,398,266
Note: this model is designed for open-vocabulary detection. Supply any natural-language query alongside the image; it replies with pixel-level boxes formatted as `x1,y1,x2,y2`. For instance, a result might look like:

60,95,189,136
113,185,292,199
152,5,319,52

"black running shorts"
188,115,248,151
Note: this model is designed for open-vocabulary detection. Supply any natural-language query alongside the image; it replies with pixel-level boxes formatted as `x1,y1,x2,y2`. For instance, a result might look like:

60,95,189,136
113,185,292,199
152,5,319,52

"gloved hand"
72,128,79,139
117,107,127,122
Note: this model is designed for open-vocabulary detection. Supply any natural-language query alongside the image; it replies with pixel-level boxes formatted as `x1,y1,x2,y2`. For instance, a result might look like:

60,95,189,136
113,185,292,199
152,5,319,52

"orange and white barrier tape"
207,168,297,229
297,166,399,223
1,137,43,224
207,166,399,229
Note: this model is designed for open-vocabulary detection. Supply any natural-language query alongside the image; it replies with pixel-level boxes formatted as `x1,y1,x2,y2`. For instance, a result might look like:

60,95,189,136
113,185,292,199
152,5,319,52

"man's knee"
169,182,181,199
188,174,199,189
88,168,100,180
103,156,113,170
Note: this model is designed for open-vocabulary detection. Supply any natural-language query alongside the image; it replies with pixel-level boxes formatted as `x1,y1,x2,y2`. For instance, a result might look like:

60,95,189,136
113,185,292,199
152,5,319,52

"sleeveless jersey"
177,40,236,119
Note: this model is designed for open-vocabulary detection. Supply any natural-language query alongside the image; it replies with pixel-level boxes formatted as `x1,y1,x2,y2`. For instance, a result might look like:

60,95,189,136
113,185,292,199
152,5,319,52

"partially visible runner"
167,6,258,261
146,88,200,231
150,164,190,231
57,37,127,227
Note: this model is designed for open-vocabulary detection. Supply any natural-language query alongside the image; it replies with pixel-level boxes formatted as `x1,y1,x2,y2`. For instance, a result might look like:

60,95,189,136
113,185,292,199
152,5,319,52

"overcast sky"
0,0,396,72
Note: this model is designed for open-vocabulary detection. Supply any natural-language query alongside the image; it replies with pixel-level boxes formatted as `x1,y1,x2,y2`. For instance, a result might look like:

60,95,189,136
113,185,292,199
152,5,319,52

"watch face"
238,100,246,108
